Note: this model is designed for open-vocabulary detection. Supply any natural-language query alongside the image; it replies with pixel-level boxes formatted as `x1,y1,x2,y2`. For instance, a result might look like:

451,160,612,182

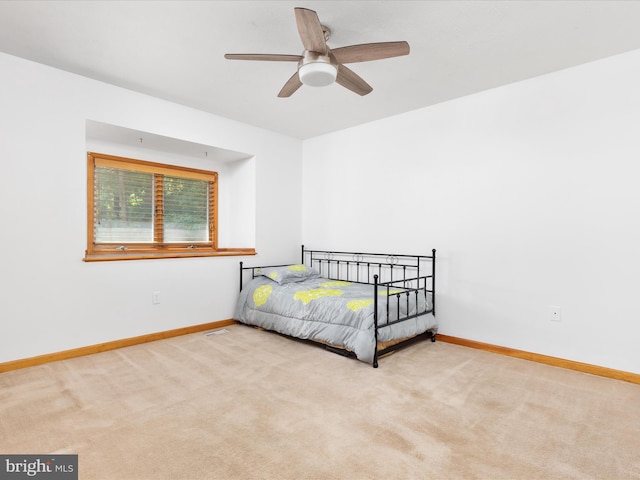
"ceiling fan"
224,7,410,97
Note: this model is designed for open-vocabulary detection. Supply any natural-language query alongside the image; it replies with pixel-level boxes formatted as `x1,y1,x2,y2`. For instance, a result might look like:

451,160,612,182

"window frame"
85,152,254,262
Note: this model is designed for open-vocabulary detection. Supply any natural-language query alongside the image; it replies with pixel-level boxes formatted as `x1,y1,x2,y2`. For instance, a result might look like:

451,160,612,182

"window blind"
93,166,213,245
162,175,210,243
94,166,154,243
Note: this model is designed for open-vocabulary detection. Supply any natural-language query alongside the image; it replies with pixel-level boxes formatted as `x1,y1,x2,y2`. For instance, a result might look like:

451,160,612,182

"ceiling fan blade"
278,71,303,97
336,65,372,96
294,7,328,54
331,41,410,64
225,53,303,62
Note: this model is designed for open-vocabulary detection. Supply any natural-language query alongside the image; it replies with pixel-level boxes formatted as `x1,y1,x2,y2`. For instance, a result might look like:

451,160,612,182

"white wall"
302,49,640,374
3,46,639,375
0,52,302,363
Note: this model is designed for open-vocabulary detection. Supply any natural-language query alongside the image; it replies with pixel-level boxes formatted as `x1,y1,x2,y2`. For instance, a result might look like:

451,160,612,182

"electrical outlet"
550,306,561,322
152,291,160,305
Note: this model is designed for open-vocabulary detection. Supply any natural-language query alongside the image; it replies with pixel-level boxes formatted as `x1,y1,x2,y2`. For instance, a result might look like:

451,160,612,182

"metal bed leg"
373,274,379,368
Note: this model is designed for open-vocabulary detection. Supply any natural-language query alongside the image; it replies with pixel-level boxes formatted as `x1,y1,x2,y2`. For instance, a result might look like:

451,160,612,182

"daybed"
234,246,437,367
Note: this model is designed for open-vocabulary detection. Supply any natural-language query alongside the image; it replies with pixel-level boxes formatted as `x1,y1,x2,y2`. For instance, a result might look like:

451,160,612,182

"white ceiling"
2,1,640,139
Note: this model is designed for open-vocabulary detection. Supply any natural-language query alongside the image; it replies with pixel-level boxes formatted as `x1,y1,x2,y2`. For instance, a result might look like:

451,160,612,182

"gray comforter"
234,276,437,363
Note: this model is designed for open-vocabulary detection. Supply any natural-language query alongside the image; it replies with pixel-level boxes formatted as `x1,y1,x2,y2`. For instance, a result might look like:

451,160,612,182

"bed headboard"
301,245,435,292
239,245,436,313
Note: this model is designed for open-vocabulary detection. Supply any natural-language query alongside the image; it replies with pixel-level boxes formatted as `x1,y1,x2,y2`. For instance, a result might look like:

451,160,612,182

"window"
86,152,246,261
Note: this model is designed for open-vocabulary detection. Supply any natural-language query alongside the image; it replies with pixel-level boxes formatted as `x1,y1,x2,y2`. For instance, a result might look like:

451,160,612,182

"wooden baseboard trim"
0,319,236,374
436,334,640,385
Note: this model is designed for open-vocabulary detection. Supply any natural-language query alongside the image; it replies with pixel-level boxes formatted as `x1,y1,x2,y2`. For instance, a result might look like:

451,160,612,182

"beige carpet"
1,324,639,480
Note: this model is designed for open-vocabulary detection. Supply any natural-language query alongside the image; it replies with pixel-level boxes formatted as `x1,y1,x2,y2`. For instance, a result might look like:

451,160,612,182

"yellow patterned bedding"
234,274,435,364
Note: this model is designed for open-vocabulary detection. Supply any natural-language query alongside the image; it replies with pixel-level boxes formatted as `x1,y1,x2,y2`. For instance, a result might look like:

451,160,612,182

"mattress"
234,274,437,363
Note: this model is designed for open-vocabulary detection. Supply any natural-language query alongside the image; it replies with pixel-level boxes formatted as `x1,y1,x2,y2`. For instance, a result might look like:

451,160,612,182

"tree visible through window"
86,152,218,260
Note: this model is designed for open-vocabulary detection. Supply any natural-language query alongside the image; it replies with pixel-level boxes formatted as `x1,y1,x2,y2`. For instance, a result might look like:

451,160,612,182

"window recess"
85,152,236,261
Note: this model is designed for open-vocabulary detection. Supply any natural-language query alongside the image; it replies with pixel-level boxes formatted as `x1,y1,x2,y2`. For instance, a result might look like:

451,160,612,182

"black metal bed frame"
239,245,436,367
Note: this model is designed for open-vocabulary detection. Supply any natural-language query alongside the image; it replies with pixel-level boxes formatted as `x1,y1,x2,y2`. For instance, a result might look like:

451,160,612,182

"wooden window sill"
84,248,256,262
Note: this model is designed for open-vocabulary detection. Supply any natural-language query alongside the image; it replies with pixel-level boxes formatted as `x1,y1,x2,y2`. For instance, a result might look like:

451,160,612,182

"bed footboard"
303,246,436,367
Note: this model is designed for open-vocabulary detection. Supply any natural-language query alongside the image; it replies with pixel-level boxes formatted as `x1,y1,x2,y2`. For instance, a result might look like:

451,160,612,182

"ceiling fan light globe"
299,62,337,87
